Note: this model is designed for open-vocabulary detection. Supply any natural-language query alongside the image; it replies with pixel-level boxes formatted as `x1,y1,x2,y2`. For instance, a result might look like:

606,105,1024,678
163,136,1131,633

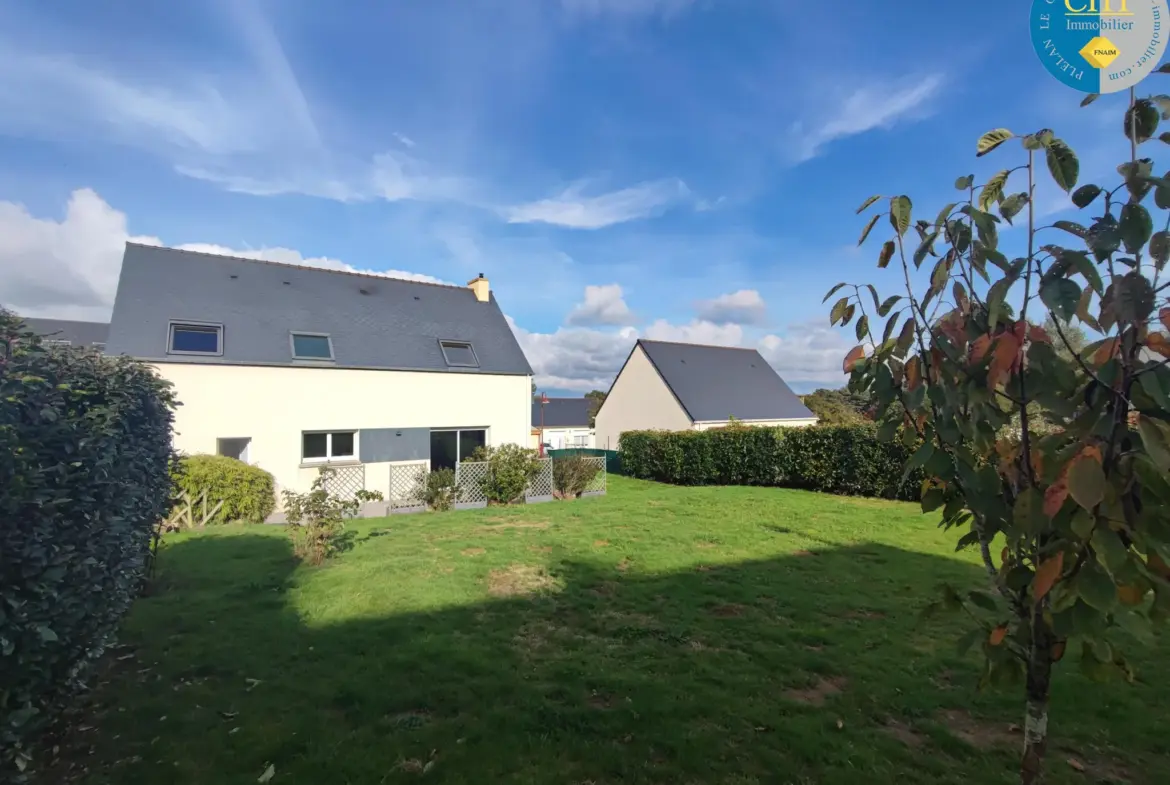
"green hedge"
619,424,923,500
1,312,176,772
173,454,276,523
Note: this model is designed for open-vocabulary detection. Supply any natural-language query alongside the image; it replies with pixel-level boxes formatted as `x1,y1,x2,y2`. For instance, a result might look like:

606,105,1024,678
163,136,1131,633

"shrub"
469,443,542,504
552,455,601,498
620,424,922,500
420,468,456,511
172,453,275,523
281,468,383,565
0,310,177,774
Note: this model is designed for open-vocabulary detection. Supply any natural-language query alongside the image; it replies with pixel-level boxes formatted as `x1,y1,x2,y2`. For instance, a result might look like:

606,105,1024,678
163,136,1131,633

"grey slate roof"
19,318,110,347
533,397,592,428
635,339,815,423
106,244,533,376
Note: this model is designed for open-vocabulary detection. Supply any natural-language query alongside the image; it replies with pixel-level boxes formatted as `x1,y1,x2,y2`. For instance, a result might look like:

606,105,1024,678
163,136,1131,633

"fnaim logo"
1031,0,1169,92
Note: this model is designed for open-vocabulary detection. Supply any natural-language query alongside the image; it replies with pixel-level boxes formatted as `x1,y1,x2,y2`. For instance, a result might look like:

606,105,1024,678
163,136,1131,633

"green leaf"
881,312,901,343
1092,527,1129,575
955,627,984,657
1080,93,1100,107
877,295,901,317
1076,562,1118,612
877,240,896,269
1161,132,1170,145
1068,454,1106,510
1115,271,1155,322
913,231,939,267
979,170,1010,211
1045,138,1080,192
1013,488,1046,534
1138,416,1170,471
1119,203,1154,252
1040,278,1081,322
895,319,916,358
856,195,882,214
934,202,957,227
999,192,1028,225
976,128,1014,157
1159,62,1170,74
36,625,58,643
906,442,935,474
955,174,974,190
858,213,881,246
1053,220,1088,239
830,297,849,326
855,315,869,341
967,590,998,612
1157,170,1170,210
1151,231,1170,267
1124,98,1160,144
889,195,912,236
1071,184,1102,208
822,282,847,304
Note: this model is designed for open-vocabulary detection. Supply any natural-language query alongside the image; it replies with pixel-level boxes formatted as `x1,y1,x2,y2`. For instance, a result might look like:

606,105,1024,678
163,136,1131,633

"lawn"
39,477,1168,785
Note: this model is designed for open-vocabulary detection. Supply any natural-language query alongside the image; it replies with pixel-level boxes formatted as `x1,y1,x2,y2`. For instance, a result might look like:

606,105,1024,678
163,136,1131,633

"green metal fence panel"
547,448,622,474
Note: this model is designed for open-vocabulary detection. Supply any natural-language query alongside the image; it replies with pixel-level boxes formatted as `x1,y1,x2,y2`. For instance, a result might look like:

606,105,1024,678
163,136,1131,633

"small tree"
585,389,607,427
470,443,542,504
832,88,1170,784
800,388,870,425
281,468,382,565
552,455,601,498
419,468,456,511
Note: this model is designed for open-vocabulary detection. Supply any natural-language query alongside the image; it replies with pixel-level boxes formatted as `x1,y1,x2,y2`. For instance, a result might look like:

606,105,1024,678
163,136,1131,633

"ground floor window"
217,437,251,463
302,431,356,462
430,428,487,471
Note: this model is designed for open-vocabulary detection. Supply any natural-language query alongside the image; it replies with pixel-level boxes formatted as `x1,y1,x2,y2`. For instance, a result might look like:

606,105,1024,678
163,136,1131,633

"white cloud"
508,315,637,393
0,189,445,322
758,320,852,385
393,132,417,148
791,74,943,162
643,319,743,346
504,178,690,229
695,289,767,325
566,284,636,326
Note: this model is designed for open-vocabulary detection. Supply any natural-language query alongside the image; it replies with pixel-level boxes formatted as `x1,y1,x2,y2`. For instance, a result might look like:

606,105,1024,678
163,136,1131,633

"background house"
105,243,533,506
532,397,595,449
18,317,109,350
594,339,817,449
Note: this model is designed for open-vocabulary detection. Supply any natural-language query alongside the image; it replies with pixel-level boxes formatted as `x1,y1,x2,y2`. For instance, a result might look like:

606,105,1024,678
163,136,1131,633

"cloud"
508,315,637,392
695,289,767,325
643,319,743,346
791,74,943,162
565,284,636,326
0,189,445,322
757,320,852,386
504,178,690,229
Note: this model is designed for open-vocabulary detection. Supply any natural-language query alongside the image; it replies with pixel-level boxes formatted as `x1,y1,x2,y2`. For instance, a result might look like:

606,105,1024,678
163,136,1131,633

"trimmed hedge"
173,454,276,523
1,312,176,772
620,424,923,500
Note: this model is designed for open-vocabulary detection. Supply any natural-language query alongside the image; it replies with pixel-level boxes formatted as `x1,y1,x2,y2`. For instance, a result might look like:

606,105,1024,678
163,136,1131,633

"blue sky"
0,0,1137,393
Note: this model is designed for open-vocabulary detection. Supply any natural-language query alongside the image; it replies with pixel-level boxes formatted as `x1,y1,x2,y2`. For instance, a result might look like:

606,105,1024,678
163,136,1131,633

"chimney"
467,273,490,303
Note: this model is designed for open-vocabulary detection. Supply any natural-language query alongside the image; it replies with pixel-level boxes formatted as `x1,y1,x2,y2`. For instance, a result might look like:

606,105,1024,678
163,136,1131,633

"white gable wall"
593,345,692,449
153,362,531,503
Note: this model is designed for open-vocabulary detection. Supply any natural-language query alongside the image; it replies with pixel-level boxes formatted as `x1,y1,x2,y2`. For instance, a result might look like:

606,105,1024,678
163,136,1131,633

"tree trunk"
1021,606,1054,784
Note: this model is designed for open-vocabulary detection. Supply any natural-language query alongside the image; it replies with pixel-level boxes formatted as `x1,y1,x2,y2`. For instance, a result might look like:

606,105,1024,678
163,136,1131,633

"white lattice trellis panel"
455,461,489,509
525,458,554,503
580,456,606,497
389,462,428,514
321,464,366,502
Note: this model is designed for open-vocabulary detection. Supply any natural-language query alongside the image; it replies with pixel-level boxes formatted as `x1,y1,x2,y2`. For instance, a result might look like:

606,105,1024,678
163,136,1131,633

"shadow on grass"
43,533,1167,785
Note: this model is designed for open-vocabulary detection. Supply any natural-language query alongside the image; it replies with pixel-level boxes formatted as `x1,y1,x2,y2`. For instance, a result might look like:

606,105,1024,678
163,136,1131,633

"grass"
40,477,1168,785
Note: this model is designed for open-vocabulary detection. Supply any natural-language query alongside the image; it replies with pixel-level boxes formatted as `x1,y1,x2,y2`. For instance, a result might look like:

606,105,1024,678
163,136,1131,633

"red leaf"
1149,332,1170,359
970,334,992,364
988,334,1020,389
843,346,865,372
1043,477,1069,517
1161,306,1170,334
1093,338,1119,366
1032,551,1065,602
1051,640,1066,662
1027,325,1052,344
905,356,922,390
989,626,1008,646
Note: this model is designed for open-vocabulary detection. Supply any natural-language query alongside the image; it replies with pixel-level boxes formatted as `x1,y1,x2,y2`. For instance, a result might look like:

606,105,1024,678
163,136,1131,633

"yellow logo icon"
1079,36,1121,68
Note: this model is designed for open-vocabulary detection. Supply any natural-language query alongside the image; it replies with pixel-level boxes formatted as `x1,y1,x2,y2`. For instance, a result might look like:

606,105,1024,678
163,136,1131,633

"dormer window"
168,322,222,355
290,332,334,360
439,340,478,368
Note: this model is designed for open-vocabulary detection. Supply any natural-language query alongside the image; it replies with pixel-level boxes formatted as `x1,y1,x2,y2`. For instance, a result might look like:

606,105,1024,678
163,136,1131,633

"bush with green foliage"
172,453,276,523
469,443,542,504
620,424,922,500
835,92,1170,783
552,455,601,498
420,467,456,511
0,311,176,775
281,468,383,565
799,387,871,425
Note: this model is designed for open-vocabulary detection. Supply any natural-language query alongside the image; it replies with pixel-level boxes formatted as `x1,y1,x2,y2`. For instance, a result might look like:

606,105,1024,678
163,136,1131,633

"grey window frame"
301,430,358,463
45,339,71,347
438,339,479,368
91,342,106,351
289,331,335,361
167,320,224,356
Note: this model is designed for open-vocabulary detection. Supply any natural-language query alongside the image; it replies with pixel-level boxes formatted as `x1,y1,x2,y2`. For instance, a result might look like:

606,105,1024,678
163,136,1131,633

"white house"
105,244,533,511
532,397,595,450
18,317,109,350
593,339,817,449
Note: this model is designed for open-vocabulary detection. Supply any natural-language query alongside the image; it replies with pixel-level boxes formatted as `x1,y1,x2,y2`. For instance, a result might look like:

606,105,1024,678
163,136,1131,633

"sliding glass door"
430,429,488,471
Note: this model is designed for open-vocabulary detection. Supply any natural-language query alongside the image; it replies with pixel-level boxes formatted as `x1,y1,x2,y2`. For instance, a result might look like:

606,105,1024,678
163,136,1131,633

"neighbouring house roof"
634,339,815,423
18,317,110,347
533,397,592,428
106,243,533,376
